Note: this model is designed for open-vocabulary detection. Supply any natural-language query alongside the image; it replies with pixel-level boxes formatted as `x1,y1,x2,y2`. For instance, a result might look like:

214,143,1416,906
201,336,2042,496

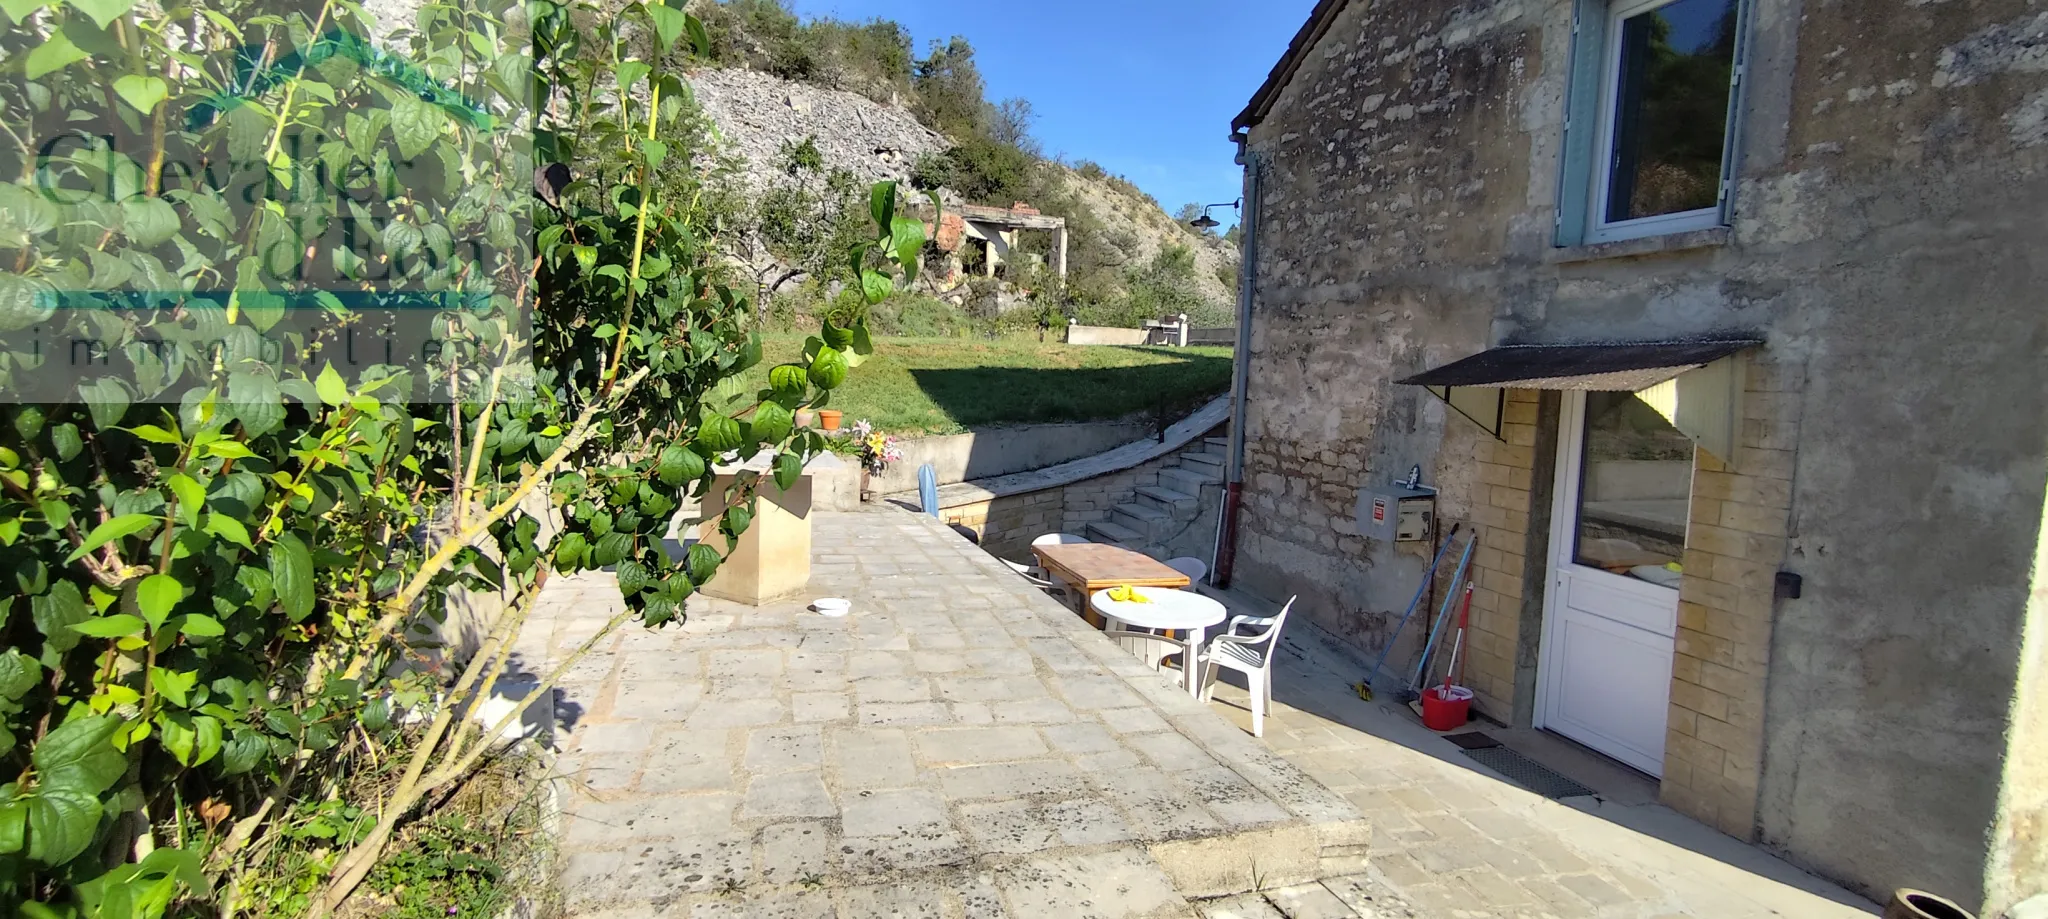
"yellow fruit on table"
1106,586,1152,604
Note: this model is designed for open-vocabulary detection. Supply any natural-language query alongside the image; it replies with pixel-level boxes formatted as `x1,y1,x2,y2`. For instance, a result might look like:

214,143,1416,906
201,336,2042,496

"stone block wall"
1661,357,1801,840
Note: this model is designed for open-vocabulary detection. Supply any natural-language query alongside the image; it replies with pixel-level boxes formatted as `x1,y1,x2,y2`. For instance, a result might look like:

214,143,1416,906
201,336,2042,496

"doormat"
1442,731,1502,750
1461,746,1598,799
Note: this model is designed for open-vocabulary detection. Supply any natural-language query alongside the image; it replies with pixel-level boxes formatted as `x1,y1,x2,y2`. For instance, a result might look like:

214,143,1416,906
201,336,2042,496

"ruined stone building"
1219,0,2048,913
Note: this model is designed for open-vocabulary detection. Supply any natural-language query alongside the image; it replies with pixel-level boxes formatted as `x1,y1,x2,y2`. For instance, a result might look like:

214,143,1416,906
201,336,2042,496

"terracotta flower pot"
818,410,843,431
1884,890,1975,919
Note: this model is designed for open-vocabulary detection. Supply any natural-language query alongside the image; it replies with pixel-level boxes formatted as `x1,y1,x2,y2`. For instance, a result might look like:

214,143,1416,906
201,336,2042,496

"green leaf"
0,650,39,700
136,574,181,631
80,378,131,431
698,413,743,453
204,514,253,550
807,345,848,391
25,31,88,79
686,14,711,56
389,94,442,160
65,0,132,28
35,715,125,793
820,322,855,352
112,74,167,114
769,364,809,397
642,138,667,171
66,514,154,562
219,732,264,775
645,3,688,51
859,268,893,305
0,799,22,854
687,542,721,585
0,0,49,22
591,532,631,568
751,402,793,445
70,614,144,639
315,363,346,406
159,713,219,766
774,452,803,492
552,532,589,569
890,215,926,283
25,788,101,865
615,60,652,98
723,503,752,540
206,440,255,460
178,614,224,639
269,534,314,622
167,473,204,527
870,181,897,233
126,424,178,445
656,444,705,487
50,424,81,462
151,667,194,709
121,196,179,248
32,583,88,655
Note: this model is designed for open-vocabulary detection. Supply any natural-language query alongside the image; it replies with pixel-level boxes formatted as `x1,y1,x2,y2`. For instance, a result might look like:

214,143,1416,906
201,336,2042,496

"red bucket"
1421,685,1474,731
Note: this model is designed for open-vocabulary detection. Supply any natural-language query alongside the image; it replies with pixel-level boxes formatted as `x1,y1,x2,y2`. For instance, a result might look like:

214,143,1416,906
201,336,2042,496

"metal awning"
1399,339,1763,444
1397,340,1762,391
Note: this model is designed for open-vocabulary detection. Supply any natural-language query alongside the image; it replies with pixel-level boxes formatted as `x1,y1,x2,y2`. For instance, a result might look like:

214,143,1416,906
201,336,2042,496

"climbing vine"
0,0,926,913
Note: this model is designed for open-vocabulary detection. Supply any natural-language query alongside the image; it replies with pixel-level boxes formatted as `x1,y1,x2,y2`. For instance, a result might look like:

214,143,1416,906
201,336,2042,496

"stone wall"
1235,0,2048,910
942,442,1215,563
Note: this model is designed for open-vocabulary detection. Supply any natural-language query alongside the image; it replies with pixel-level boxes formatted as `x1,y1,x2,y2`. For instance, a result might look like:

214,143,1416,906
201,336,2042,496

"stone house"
1219,0,2048,914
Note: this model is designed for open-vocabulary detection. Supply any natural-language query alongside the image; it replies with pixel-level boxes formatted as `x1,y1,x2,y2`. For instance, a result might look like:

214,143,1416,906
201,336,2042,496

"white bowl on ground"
812,598,851,618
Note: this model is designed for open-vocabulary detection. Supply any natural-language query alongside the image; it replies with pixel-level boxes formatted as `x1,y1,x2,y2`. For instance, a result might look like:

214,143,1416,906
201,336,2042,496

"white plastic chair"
1032,533,1090,546
1164,557,1208,587
1196,596,1296,737
1103,624,1196,679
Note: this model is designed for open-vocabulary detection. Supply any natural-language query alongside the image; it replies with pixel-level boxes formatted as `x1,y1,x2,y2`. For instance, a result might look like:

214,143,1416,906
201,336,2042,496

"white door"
1536,391,1692,777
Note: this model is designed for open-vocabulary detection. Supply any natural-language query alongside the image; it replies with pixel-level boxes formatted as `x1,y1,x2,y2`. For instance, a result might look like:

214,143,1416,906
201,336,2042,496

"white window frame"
1560,0,1750,246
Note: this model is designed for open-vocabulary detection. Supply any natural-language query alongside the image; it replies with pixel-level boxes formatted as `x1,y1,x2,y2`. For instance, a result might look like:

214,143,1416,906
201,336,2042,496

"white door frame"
1533,390,1685,777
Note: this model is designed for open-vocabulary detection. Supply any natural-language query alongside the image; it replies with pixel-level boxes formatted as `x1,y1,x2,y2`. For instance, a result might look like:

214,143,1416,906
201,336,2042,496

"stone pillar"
1176,313,1190,347
1053,227,1069,279
695,465,814,605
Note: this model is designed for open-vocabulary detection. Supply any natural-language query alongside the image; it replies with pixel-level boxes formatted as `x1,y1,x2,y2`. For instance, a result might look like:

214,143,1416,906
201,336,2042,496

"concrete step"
1111,503,1174,539
1135,485,1200,518
1160,468,1223,493
1084,519,1147,546
1177,454,1226,479
1202,437,1231,457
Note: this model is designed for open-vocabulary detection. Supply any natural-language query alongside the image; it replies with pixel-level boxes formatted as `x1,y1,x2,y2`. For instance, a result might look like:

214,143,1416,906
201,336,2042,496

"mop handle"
1363,524,1461,682
1410,533,1478,690
1442,584,1474,691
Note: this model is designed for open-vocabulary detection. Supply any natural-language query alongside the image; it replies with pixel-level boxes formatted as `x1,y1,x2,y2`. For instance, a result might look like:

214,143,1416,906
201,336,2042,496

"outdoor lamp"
1189,199,1241,230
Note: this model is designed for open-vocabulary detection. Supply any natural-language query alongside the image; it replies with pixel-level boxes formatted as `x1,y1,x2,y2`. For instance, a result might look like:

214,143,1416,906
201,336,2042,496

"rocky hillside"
688,68,948,198
688,67,1240,313
1049,165,1240,312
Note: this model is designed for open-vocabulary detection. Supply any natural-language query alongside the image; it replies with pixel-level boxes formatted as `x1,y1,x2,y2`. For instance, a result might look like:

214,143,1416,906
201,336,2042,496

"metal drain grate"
1461,746,1598,799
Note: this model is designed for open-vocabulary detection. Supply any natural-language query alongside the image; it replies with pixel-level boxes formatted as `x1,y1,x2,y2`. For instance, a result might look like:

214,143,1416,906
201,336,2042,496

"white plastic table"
1091,586,1228,695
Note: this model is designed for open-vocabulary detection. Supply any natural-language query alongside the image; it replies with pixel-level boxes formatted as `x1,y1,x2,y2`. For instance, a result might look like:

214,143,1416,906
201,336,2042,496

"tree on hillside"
914,37,988,137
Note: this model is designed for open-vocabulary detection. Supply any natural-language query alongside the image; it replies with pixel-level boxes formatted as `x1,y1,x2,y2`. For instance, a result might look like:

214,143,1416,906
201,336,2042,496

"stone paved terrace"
1192,594,1883,919
521,507,1376,918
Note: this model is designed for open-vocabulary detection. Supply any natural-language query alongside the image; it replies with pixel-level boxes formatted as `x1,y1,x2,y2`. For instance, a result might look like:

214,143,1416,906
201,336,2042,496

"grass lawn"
742,335,1235,435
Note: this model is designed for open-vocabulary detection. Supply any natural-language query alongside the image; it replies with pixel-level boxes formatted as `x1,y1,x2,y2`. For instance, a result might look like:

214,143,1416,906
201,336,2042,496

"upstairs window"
1559,0,1748,245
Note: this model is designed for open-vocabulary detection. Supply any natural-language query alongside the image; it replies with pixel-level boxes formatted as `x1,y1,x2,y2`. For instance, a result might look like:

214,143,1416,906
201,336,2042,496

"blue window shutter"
1554,0,1610,247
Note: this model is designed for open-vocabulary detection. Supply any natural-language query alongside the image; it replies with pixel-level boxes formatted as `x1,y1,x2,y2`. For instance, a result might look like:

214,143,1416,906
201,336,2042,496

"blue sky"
787,0,1320,227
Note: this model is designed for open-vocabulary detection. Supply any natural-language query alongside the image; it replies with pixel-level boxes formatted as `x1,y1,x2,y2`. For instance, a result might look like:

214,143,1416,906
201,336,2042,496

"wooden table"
1031,543,1190,625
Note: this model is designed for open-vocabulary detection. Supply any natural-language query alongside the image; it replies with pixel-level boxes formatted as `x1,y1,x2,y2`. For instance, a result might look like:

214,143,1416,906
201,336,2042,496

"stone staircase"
1081,436,1229,559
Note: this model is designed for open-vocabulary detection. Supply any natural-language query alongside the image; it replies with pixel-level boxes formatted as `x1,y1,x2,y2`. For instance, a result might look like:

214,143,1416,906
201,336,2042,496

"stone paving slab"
1191,596,1881,919
524,507,1369,918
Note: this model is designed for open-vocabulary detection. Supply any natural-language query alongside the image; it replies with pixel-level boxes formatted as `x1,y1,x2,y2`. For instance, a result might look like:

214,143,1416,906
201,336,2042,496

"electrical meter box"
1355,483,1436,543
